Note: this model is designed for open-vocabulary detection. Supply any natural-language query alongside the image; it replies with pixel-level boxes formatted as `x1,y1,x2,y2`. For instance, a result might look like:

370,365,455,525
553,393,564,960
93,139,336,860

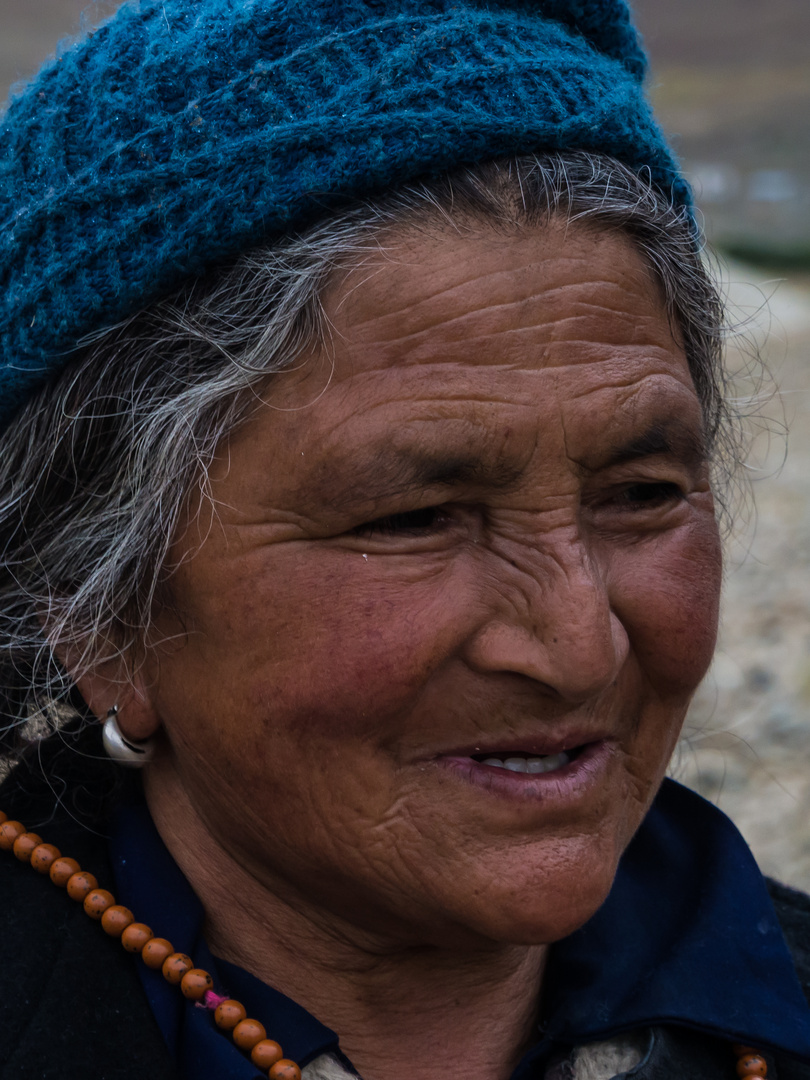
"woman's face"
140,222,722,947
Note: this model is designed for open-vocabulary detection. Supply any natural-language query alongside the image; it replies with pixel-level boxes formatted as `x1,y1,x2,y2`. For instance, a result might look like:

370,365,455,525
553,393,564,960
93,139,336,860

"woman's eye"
352,506,445,537
617,481,684,508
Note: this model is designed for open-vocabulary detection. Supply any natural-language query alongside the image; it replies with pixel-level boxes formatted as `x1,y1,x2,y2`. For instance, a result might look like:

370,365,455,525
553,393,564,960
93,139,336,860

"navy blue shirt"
109,779,810,1079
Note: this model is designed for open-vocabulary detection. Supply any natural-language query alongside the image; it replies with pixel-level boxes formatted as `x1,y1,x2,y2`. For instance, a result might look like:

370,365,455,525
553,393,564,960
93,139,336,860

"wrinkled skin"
78,221,722,1080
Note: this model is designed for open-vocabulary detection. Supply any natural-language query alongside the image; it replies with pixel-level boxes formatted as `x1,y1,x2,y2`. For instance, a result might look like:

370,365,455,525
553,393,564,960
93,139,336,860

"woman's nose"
463,539,630,703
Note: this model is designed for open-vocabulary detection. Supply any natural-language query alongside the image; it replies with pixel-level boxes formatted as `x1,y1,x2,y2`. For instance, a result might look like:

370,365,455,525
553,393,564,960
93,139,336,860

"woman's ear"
72,665,161,743
48,636,162,743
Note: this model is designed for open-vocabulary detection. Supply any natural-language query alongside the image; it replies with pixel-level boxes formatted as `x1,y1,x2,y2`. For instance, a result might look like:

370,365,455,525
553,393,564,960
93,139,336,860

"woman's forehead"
219,225,704,504
260,223,696,435
322,222,670,358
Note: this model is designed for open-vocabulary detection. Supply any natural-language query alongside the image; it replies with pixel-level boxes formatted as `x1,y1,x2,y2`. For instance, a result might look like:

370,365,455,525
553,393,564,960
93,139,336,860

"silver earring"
102,706,155,768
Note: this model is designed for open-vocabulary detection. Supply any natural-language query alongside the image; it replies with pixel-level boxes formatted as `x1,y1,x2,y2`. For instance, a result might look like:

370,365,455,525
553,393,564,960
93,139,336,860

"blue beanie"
0,0,686,427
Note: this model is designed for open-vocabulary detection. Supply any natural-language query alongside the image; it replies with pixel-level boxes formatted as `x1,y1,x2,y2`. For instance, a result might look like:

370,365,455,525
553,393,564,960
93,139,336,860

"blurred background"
632,0,810,893
1,0,809,889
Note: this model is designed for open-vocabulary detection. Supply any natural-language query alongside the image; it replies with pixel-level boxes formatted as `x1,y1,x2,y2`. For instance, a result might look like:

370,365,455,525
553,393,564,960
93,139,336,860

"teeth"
480,752,571,774
527,752,570,773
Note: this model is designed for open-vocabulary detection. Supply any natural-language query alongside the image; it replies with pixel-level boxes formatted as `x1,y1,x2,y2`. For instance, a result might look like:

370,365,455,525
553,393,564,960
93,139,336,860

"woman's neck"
146,768,546,1080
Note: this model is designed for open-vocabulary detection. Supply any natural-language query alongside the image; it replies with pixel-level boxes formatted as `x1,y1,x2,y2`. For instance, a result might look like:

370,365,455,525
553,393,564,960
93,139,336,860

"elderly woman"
0,1,809,1078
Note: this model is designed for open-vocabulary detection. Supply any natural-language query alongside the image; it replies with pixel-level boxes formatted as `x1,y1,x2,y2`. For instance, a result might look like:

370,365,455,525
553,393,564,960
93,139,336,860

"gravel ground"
675,261,810,891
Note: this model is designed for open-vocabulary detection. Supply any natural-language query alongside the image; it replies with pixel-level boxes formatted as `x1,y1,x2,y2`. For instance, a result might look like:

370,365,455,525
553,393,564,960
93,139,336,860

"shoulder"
765,879,810,1080
0,777,176,1079
768,878,810,1007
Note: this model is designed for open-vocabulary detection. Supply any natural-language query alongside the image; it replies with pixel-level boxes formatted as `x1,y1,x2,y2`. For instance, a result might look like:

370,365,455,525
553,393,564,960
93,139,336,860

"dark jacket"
2,751,810,1080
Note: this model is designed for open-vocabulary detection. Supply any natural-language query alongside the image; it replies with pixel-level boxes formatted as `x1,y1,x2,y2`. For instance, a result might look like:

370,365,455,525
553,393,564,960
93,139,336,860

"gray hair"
0,151,732,761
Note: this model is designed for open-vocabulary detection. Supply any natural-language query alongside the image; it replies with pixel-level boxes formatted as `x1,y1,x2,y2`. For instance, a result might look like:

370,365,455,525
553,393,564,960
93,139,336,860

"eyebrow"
608,420,708,470
325,418,708,512
326,448,525,510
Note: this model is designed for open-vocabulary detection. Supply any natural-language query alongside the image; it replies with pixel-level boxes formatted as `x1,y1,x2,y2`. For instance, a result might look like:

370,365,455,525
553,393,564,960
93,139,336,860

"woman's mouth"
434,740,614,802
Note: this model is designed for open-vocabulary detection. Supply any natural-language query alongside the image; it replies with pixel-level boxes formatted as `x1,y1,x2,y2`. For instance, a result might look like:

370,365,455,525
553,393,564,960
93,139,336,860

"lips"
437,728,608,768
433,737,615,802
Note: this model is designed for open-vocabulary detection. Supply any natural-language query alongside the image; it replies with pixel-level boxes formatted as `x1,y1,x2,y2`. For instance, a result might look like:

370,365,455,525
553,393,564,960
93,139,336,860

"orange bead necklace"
732,1045,770,1078
1,808,776,1080
0,810,301,1080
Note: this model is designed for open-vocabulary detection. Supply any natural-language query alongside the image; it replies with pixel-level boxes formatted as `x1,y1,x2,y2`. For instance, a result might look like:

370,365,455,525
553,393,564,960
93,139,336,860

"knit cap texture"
0,0,686,427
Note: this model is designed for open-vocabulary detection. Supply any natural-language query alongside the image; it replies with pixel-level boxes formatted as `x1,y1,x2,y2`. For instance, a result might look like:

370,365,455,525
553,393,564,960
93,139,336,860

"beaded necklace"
0,811,300,1079
0,810,773,1080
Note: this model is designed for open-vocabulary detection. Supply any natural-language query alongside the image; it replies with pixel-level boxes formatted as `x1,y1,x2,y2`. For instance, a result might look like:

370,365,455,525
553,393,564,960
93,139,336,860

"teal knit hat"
0,0,686,427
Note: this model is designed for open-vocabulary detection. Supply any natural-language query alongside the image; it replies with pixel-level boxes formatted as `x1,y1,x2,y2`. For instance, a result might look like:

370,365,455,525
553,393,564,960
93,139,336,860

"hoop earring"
102,706,155,768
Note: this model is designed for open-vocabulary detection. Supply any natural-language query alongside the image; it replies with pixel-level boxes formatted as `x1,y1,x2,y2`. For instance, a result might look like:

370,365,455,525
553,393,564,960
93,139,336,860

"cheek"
612,515,722,697
189,557,465,754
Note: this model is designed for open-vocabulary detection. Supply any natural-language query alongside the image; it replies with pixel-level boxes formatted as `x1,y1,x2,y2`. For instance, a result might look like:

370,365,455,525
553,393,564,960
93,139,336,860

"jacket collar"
110,779,810,1078
536,780,810,1060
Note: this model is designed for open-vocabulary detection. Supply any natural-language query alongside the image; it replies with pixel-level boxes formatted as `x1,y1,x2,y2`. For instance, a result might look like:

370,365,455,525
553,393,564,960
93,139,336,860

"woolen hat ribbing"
0,0,687,428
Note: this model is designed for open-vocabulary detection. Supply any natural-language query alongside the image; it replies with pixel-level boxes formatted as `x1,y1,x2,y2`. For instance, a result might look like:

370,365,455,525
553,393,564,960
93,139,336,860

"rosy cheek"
241,578,448,745
613,521,721,696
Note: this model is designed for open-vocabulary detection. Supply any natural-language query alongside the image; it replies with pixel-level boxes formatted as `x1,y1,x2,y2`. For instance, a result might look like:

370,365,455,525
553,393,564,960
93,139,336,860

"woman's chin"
388,833,625,950
460,873,618,947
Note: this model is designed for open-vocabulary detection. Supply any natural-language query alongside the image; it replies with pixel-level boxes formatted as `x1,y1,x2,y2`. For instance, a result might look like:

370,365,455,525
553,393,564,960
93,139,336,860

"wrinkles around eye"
347,479,690,544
